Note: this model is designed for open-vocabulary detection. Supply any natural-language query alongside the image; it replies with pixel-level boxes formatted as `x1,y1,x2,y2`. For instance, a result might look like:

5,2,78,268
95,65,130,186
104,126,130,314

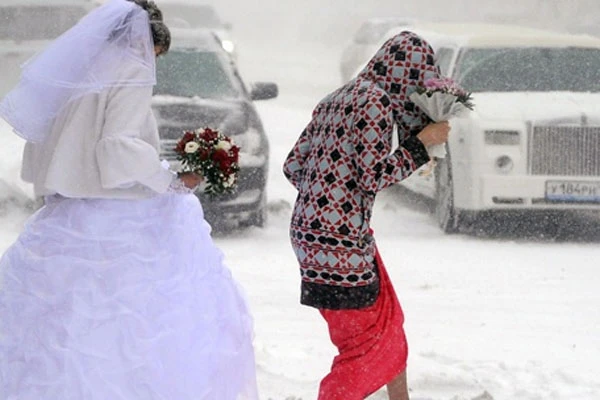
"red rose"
229,145,240,162
198,147,211,161
212,149,232,171
200,128,219,142
182,131,196,143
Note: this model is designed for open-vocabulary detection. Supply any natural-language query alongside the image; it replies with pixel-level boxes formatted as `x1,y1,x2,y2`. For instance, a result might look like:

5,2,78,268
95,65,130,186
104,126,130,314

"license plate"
545,180,600,202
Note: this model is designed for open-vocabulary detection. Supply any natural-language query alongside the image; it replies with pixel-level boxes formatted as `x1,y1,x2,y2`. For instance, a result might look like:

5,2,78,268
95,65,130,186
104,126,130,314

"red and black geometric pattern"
360,31,440,142
283,31,438,309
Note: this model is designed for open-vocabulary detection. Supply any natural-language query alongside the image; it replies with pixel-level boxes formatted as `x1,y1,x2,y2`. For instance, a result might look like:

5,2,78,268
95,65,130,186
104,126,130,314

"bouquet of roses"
174,127,240,197
409,77,474,158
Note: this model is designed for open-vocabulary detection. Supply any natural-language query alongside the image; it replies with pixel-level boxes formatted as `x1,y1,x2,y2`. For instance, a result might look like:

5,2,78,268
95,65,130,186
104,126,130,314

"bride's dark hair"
128,0,163,21
126,0,171,52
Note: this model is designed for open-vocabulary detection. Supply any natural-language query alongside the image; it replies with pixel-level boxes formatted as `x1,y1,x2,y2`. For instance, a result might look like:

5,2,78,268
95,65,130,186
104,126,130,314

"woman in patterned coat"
283,31,450,400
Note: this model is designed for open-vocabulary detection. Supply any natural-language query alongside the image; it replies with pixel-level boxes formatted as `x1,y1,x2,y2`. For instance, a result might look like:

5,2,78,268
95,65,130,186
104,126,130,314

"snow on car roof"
169,28,225,52
385,22,600,49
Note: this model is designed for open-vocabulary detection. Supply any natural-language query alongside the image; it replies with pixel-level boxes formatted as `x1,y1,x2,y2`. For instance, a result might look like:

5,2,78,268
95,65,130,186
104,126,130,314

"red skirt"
318,242,408,400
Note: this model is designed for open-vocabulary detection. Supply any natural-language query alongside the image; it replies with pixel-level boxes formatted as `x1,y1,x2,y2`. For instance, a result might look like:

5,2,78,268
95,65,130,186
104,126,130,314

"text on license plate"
545,181,600,202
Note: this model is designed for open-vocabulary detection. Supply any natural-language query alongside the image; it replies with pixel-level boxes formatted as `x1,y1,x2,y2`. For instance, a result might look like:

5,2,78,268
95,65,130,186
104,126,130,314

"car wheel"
240,193,269,228
203,211,226,233
246,193,267,228
434,156,460,233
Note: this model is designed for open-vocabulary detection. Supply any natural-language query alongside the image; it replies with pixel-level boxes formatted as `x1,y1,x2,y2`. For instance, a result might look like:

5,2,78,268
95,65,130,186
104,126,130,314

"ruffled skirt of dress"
0,193,258,400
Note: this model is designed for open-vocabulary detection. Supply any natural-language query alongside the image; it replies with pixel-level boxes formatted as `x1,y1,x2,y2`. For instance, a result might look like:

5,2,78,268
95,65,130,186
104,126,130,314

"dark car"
158,1,237,58
153,29,278,230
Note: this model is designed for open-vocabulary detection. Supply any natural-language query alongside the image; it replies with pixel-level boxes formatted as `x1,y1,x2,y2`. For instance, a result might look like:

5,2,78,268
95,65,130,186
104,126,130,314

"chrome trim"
529,126,600,176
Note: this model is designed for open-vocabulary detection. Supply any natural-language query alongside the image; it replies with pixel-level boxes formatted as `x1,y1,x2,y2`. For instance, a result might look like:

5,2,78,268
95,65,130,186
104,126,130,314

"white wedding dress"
0,193,258,400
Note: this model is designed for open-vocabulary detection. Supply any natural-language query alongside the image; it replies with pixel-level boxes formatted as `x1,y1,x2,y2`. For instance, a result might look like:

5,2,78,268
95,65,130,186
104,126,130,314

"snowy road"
224,99,600,400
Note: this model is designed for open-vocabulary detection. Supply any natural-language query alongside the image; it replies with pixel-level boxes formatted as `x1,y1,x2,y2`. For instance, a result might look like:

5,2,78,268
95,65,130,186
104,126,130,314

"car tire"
245,193,267,228
203,211,225,233
434,155,461,233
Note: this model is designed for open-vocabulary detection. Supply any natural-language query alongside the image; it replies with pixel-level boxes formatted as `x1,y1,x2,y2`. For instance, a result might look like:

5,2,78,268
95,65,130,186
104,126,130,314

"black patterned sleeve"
353,92,430,194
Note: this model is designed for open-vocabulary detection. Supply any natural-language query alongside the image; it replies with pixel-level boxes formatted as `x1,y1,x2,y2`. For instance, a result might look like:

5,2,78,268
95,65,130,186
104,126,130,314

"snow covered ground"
2,29,600,400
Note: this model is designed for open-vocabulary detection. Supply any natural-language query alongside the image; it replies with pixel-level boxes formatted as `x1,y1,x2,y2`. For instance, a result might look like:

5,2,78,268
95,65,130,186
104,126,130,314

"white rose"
215,140,232,151
195,128,206,135
184,141,200,153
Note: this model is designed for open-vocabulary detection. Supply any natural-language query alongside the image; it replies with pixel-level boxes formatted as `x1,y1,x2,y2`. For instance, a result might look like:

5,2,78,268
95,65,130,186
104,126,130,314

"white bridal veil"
0,0,156,143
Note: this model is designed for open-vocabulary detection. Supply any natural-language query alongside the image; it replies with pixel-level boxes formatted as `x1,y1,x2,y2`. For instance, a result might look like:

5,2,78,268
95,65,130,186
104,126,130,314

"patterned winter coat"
283,32,441,309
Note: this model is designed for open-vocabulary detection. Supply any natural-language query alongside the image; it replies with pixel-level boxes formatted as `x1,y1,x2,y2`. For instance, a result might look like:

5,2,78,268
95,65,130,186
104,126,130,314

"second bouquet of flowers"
410,77,474,158
174,127,240,197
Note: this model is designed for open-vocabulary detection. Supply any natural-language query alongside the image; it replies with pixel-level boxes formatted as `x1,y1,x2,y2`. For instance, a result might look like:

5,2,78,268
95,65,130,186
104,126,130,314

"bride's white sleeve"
95,85,175,194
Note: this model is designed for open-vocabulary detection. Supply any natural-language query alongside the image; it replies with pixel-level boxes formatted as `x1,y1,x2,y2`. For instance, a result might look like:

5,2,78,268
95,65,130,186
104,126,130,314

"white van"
390,23,600,232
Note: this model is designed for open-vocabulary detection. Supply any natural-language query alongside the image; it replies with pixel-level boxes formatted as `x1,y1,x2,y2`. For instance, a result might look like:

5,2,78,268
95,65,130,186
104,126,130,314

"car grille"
160,139,179,161
159,126,189,140
529,126,600,176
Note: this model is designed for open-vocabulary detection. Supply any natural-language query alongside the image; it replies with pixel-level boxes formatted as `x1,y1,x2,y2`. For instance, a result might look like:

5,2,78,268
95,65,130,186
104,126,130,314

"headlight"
221,40,235,54
495,155,514,174
232,128,263,156
485,130,520,145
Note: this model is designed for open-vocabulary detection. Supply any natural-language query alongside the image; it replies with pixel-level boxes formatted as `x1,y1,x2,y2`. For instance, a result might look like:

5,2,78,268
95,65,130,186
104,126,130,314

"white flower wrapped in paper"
409,77,474,158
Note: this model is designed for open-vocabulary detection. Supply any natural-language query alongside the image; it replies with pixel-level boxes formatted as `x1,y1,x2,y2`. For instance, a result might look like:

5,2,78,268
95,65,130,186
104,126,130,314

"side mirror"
250,82,278,101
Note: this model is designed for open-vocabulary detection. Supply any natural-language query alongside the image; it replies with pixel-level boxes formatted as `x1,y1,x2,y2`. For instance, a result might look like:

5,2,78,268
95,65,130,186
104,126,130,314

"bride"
0,1,258,399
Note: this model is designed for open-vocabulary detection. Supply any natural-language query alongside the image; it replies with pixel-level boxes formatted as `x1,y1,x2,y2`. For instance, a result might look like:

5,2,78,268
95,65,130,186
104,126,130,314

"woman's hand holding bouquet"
173,127,240,197
410,77,474,158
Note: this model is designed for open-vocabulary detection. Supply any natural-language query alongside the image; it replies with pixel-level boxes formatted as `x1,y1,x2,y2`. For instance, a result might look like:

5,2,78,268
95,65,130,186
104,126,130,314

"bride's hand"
178,172,204,189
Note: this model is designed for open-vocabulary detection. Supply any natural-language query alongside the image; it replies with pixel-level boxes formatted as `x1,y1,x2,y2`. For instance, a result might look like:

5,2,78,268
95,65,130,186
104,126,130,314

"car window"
457,47,600,92
0,6,87,41
435,47,454,76
155,50,240,99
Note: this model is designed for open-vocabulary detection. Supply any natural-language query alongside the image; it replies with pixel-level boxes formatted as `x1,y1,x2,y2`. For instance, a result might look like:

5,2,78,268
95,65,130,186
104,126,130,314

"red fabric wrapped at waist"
318,241,408,400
